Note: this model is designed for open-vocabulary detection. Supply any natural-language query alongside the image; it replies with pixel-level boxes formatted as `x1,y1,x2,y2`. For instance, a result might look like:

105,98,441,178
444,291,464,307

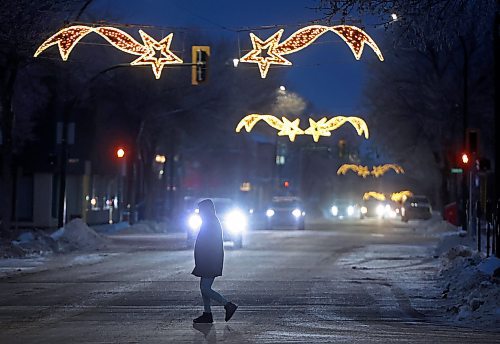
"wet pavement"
0,219,498,343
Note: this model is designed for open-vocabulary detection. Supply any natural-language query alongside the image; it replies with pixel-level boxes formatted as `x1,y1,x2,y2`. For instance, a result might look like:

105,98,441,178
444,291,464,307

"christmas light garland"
337,164,371,178
34,25,183,79
240,25,384,78
235,114,369,142
390,191,413,203
371,164,405,177
363,192,386,201
337,163,405,178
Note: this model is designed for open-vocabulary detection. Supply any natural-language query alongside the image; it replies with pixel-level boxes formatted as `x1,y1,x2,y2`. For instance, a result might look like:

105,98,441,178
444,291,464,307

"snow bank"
118,221,170,234
8,230,57,257
53,218,109,252
439,243,499,327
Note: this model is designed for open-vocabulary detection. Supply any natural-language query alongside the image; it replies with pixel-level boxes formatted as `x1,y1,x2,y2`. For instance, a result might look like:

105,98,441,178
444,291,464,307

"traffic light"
191,46,210,85
283,181,290,188
466,129,479,155
338,139,346,158
116,148,125,158
461,152,470,165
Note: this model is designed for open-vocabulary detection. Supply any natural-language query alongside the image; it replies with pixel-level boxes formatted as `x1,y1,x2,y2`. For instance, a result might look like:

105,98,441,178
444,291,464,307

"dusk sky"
91,0,386,114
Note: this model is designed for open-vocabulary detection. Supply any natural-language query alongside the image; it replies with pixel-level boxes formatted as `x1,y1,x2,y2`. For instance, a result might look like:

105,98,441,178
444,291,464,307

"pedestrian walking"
192,199,238,323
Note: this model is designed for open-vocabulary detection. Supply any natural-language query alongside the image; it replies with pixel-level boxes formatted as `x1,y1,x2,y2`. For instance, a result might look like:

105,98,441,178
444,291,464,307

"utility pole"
460,36,469,234
494,2,500,257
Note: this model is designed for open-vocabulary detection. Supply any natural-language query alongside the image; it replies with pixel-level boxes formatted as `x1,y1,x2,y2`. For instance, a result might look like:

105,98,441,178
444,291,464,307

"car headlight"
266,209,275,217
376,204,385,217
361,206,367,214
331,206,338,216
188,214,202,231
224,210,247,233
292,208,302,218
347,206,354,216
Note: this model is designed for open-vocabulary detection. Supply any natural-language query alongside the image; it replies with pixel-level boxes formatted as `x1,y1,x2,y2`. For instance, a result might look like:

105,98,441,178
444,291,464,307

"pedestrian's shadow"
192,323,217,343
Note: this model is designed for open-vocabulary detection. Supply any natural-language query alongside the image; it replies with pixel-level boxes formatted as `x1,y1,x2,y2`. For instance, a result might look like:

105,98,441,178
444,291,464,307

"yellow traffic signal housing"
192,46,210,85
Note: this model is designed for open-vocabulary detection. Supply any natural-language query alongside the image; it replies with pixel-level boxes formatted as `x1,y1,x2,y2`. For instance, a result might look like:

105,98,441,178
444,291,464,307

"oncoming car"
330,199,360,219
401,195,432,222
360,199,398,219
265,196,305,230
186,198,247,248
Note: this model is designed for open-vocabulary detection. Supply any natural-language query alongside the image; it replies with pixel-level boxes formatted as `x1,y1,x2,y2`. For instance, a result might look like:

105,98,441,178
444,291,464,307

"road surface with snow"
0,219,498,343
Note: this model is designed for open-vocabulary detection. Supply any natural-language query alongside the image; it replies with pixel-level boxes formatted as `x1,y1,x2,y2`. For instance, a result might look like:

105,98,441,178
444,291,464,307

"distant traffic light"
461,152,469,165
116,148,125,158
338,139,346,158
466,129,479,155
192,46,210,85
283,181,290,188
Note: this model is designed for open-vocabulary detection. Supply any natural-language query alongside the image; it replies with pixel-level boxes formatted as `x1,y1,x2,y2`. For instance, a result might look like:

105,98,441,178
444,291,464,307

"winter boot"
224,302,238,322
193,312,213,323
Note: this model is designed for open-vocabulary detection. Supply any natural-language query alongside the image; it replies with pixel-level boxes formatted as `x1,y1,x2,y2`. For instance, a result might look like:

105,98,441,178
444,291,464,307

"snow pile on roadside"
7,231,57,258
118,220,170,234
439,244,500,327
50,218,109,252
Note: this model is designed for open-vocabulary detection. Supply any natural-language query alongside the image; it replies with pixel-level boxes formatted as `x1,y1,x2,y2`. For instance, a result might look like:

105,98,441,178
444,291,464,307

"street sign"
451,168,463,174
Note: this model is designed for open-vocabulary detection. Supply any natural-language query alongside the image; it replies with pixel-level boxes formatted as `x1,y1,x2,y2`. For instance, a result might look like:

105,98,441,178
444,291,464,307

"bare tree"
316,0,495,48
0,1,90,236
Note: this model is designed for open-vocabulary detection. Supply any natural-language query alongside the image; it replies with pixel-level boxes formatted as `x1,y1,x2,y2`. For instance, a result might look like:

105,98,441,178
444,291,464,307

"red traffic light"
283,181,290,188
461,153,469,164
116,148,125,158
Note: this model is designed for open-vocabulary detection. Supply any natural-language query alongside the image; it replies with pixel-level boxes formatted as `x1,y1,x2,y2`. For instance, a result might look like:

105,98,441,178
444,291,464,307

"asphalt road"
0,219,498,343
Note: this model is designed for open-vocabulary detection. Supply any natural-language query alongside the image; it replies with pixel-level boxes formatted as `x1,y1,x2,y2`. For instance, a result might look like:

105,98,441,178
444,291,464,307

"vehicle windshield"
408,196,429,203
271,199,303,209
195,198,234,213
333,199,353,206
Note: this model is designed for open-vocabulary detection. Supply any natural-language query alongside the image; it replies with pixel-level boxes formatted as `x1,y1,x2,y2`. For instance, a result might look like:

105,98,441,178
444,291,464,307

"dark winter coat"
192,203,224,278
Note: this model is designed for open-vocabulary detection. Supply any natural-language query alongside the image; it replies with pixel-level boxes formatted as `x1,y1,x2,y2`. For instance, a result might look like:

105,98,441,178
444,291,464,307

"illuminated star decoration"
240,25,384,78
337,164,371,178
390,191,413,203
130,31,183,79
235,114,304,142
240,30,291,79
371,164,405,178
363,192,386,201
34,25,183,79
304,118,331,142
235,114,369,142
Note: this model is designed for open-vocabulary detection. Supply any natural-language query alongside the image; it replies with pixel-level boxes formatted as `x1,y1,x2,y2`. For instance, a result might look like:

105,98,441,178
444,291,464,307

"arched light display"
337,164,405,178
235,114,369,142
371,164,405,177
240,25,384,78
336,164,371,178
363,192,386,201
34,25,183,79
390,191,413,203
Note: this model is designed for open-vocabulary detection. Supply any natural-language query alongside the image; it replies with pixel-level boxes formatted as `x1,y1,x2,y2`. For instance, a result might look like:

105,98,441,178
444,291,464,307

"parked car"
265,196,306,230
401,195,432,222
186,198,247,248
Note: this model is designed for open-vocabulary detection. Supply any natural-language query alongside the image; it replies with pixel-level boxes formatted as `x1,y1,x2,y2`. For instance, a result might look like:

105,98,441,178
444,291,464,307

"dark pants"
200,277,227,313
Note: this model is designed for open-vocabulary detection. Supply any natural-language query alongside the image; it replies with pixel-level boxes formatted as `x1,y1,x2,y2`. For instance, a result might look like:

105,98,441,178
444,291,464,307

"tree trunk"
0,57,18,238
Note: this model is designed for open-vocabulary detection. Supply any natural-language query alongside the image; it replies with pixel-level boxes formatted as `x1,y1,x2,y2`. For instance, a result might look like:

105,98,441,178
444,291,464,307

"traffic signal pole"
494,3,500,257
